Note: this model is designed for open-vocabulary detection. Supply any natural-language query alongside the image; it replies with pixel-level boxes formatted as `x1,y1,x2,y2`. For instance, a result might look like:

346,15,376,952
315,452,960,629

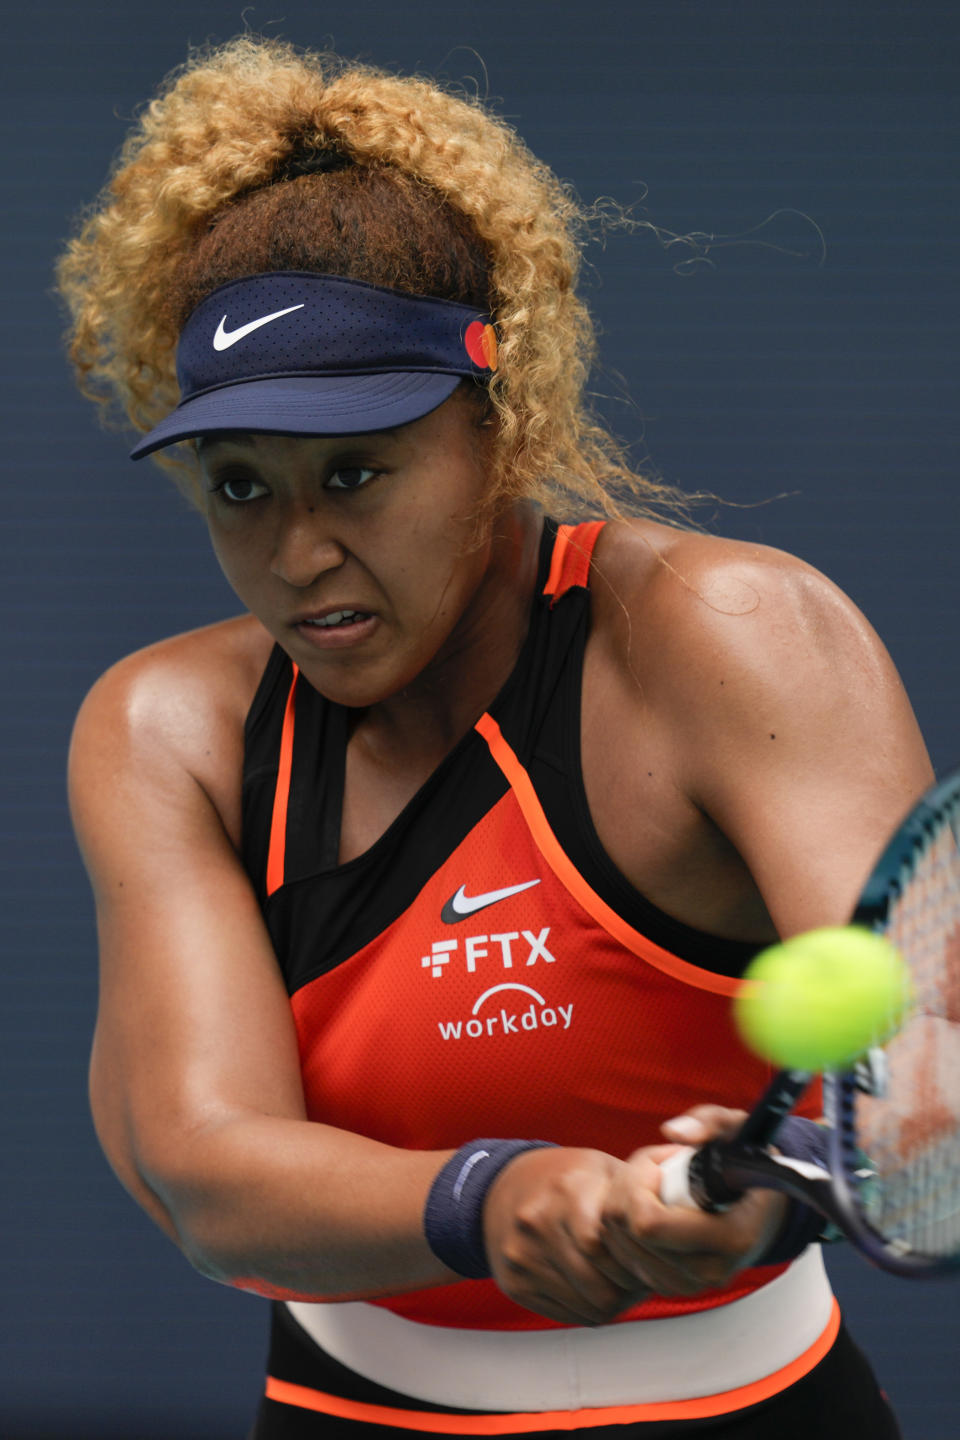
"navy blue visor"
130,271,498,459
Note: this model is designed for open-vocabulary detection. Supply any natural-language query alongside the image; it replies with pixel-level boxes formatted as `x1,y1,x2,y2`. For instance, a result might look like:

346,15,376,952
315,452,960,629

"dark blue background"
3,2,958,1435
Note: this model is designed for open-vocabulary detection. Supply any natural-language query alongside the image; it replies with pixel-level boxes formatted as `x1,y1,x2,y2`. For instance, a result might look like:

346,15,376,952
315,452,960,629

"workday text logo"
421,920,574,1042
437,983,573,1042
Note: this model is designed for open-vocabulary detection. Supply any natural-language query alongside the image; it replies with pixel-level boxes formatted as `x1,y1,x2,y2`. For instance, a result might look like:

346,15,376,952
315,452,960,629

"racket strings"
857,811,960,1257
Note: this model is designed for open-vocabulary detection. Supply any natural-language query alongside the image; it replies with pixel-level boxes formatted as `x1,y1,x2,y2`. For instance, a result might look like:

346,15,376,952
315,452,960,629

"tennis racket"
659,768,960,1278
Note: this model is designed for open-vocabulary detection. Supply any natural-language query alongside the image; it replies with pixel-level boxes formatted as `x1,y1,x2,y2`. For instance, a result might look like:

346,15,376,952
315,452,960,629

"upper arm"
672,546,932,934
69,643,304,1223
605,528,934,938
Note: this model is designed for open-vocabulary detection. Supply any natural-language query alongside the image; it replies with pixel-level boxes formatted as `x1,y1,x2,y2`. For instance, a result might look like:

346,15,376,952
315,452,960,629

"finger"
497,1246,645,1326
627,1200,762,1256
601,1211,748,1295
582,1239,654,1300
629,1142,686,1165
555,1253,649,1322
494,1195,650,1323
603,1239,720,1296
660,1105,748,1146
554,1185,656,1302
599,1160,721,1292
604,1155,774,1266
551,1201,654,1317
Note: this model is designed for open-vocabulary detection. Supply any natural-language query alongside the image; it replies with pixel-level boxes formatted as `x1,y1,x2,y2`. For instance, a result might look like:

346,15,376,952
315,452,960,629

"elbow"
113,1117,246,1282
175,1221,339,1304
130,1135,323,1299
176,1228,247,1288
133,1150,245,1283
89,1061,309,1292
101,1105,354,1302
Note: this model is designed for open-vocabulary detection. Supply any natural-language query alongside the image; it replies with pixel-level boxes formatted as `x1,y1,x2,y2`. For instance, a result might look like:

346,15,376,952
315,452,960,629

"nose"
270,506,347,588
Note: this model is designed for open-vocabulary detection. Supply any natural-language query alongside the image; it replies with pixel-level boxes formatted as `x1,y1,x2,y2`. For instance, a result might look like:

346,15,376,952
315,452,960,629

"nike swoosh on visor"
212,304,306,351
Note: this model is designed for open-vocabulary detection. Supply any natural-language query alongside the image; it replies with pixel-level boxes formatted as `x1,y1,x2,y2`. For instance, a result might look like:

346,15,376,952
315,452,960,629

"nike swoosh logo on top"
441,879,541,924
212,304,305,351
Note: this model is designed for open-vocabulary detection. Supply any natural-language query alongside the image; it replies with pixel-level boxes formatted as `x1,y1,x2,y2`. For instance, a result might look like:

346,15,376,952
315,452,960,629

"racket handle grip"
658,1148,699,1209
659,1142,750,1212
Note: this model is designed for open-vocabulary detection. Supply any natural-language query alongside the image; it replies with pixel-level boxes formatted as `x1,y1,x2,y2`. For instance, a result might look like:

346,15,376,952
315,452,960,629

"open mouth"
301,609,371,629
295,609,379,647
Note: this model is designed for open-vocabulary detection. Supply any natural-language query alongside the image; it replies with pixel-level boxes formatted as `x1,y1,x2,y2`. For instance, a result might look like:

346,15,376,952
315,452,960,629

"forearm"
135,1111,792,1326
139,1112,458,1301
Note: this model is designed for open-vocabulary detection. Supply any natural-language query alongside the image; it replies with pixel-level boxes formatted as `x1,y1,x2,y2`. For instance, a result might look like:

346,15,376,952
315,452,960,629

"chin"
295,657,410,709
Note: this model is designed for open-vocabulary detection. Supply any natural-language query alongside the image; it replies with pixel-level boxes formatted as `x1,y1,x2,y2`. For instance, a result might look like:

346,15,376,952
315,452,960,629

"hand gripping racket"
660,769,960,1278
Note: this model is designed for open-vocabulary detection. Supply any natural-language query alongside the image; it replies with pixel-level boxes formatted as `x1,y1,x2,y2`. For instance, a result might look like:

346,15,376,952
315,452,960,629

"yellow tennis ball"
734,926,912,1070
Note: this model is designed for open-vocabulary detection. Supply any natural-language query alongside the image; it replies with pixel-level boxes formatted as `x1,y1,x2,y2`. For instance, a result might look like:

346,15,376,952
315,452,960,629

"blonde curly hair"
56,34,688,521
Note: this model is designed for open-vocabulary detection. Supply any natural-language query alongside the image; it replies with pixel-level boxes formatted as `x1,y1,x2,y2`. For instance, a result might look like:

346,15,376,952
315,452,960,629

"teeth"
305,610,364,628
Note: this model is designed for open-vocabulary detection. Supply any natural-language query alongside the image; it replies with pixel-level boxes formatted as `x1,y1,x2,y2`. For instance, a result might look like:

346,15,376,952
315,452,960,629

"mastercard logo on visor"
464,321,499,372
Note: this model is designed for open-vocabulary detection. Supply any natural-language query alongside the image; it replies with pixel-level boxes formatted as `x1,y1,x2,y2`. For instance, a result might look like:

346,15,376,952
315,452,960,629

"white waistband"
287,1247,834,1412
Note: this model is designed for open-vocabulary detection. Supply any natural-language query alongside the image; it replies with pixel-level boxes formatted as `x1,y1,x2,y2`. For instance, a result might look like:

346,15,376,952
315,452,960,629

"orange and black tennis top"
240,517,815,1330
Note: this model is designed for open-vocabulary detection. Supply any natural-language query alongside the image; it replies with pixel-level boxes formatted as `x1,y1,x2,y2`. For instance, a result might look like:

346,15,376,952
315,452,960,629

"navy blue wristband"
424,1139,556,1279
756,1117,834,1265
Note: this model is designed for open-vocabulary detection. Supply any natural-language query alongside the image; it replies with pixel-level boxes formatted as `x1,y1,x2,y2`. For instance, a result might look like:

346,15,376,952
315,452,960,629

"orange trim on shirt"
265,1300,839,1431
542,521,605,602
266,665,299,898
475,711,741,997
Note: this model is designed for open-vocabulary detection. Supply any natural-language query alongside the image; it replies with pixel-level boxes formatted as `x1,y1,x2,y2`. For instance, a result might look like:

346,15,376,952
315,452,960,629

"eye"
210,474,270,504
325,466,378,491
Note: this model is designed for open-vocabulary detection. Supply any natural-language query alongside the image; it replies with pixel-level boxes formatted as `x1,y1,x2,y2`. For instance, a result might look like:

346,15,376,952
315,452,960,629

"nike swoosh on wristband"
440,879,541,923
212,304,306,351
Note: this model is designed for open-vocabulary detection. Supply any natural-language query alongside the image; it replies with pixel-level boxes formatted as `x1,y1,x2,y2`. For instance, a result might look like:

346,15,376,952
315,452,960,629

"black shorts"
249,1303,901,1440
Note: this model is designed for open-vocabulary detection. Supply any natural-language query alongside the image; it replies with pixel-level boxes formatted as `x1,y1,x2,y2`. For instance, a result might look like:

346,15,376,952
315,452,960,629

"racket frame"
674,769,960,1279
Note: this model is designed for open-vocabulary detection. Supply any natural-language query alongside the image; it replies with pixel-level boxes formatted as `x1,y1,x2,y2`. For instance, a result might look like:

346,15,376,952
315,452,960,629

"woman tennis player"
59,35,930,1438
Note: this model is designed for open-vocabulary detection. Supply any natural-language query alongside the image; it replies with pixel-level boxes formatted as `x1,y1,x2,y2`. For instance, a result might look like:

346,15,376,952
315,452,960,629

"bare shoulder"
581,518,932,933
591,518,903,712
584,518,932,934
73,612,273,739
69,614,275,851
